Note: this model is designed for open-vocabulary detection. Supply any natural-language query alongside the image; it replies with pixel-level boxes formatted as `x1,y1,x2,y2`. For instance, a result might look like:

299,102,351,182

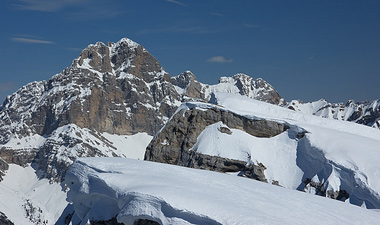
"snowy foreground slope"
0,131,151,225
212,93,380,206
66,157,380,225
213,93,380,205
147,92,380,209
0,164,66,225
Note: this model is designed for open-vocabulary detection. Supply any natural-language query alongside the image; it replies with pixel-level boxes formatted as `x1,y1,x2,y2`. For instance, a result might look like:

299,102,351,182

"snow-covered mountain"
146,93,380,209
0,37,379,224
0,37,285,224
287,99,380,129
0,38,280,181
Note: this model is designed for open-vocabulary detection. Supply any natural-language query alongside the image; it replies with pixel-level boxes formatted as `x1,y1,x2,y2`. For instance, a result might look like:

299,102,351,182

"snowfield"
64,93,380,223
0,130,152,225
204,93,380,208
0,164,67,225
2,90,380,224
66,157,380,225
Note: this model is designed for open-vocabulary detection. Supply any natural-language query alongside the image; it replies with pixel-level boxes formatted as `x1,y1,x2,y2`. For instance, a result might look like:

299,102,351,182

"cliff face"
145,103,291,182
0,38,285,182
1,37,380,224
0,39,177,140
0,38,181,181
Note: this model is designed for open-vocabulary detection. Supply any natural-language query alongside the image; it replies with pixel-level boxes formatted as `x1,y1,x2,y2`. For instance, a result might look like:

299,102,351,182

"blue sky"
0,0,379,103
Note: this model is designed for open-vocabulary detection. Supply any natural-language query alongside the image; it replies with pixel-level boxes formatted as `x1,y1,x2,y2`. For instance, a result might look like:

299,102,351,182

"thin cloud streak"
210,13,224,17
12,0,89,12
207,56,233,63
11,0,122,20
243,23,261,28
67,7,124,20
11,37,54,44
165,0,188,7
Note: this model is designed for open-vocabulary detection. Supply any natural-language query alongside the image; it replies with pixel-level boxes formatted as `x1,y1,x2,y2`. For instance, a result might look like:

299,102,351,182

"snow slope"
65,157,380,225
170,92,380,209
0,129,152,225
0,164,67,225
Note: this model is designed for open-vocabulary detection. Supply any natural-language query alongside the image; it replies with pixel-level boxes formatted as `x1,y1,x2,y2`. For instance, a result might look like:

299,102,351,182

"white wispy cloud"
67,8,123,20
11,37,54,44
243,23,261,28
207,56,233,64
11,0,123,19
12,0,88,12
210,13,224,17
165,0,188,7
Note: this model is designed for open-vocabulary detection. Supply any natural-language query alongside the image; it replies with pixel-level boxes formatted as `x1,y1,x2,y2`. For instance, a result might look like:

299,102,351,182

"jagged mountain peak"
71,37,169,83
287,98,380,129
0,37,290,184
1,37,380,224
171,71,197,89
210,73,284,105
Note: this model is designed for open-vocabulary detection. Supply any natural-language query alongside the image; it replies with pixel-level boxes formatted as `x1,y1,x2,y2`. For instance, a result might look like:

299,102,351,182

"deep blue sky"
0,0,379,103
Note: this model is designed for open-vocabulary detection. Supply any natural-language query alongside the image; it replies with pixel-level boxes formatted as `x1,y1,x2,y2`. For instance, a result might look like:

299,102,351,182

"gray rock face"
0,38,181,181
0,37,286,182
0,148,37,167
204,73,285,105
302,178,350,201
145,105,289,181
0,212,14,225
0,157,9,181
171,71,206,100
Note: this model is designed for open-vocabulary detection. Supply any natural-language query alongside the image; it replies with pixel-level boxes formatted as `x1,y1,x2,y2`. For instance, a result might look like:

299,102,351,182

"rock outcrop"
203,73,285,105
0,212,14,225
145,103,289,181
0,38,286,182
0,158,8,181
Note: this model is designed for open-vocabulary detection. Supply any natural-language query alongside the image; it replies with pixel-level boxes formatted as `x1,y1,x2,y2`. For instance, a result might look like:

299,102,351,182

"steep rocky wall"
0,38,288,183
0,212,14,225
0,157,9,181
145,106,289,181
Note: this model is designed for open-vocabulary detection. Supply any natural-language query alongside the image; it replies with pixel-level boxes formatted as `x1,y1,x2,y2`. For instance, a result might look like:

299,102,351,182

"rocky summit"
0,37,283,182
1,37,380,225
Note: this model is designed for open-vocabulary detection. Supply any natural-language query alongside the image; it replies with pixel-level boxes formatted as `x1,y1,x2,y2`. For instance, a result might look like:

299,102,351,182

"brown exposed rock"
0,148,38,167
145,105,289,181
0,157,9,181
0,38,288,182
171,71,205,100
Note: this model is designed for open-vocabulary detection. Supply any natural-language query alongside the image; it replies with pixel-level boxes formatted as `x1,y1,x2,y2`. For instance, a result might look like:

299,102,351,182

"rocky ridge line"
0,38,283,182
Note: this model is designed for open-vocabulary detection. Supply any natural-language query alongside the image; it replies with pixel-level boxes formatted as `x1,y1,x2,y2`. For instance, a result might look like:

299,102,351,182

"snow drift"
146,92,380,209
65,157,380,225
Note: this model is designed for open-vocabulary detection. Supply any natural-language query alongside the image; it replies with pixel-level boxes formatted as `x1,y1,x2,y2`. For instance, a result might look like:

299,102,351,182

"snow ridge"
208,93,380,208
65,157,380,225
287,98,380,129
1,37,379,224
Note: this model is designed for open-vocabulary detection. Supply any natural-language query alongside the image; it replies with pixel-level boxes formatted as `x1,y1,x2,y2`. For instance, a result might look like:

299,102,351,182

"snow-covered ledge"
65,157,380,225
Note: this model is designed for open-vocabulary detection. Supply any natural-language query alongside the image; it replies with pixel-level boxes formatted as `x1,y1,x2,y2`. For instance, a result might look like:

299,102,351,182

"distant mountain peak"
0,37,293,183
